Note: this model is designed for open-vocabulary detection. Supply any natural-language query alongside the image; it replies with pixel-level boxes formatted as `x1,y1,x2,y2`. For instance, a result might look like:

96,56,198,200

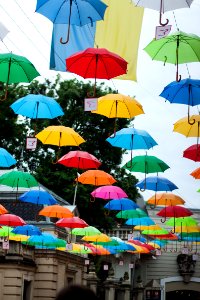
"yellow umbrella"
134,224,163,231
175,225,200,233
36,125,85,147
82,233,111,243
9,234,29,242
147,193,185,207
91,93,144,133
173,115,200,139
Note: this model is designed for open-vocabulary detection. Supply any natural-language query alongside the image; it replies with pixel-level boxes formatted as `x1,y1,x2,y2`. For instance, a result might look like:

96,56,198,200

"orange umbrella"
147,193,185,207
190,167,200,179
38,205,74,218
0,204,8,215
76,170,116,186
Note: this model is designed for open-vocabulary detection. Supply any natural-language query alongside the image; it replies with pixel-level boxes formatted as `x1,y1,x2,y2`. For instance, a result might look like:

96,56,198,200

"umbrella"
136,176,178,193
166,216,198,227
0,204,8,215
144,31,200,82
125,216,155,226
36,0,107,44
82,233,111,243
19,190,57,205
190,167,200,179
132,0,193,26
0,52,40,100
57,150,101,169
0,214,26,226
183,144,200,162
174,115,200,146
38,204,74,218
76,170,116,186
36,125,85,147
134,224,163,231
116,208,147,219
25,232,63,247
91,185,128,200
146,193,185,207
104,198,139,211
10,94,64,120
0,148,17,168
160,78,200,124
66,243,93,254
12,224,42,236
56,217,88,228
71,226,101,236
91,93,144,133
0,226,14,237
66,47,128,96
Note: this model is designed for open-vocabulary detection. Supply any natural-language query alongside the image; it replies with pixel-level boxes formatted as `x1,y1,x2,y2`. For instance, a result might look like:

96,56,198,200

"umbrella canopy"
142,228,169,235
38,205,74,218
134,224,163,231
172,225,200,233
136,176,178,192
0,148,17,168
174,115,200,139
0,171,38,189
25,232,63,247
12,224,42,236
123,154,170,173
19,190,57,205
190,167,200,179
133,0,193,25
146,193,185,206
104,198,139,211
71,226,101,236
116,209,147,219
166,216,198,227
0,214,26,226
76,170,116,186
91,185,128,200
0,226,14,237
160,78,200,124
82,233,111,243
36,0,107,44
66,243,93,254
0,52,40,100
144,31,200,81
66,47,127,96
57,150,101,169
0,204,8,215
125,216,155,226
183,144,200,162
56,217,88,228
157,206,193,219
36,125,85,147
10,94,64,119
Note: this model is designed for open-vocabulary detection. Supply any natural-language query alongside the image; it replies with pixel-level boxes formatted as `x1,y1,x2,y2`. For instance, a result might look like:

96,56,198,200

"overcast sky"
1,0,200,209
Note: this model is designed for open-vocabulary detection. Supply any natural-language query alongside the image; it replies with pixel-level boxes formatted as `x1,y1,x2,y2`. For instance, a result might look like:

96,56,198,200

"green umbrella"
144,31,200,82
142,228,169,235
166,216,198,227
116,209,147,219
71,226,101,236
0,226,14,237
0,52,40,100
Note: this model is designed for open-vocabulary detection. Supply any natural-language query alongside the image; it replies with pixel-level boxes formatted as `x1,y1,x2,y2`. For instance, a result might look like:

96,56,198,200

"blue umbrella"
134,236,147,243
104,198,139,211
35,0,108,44
136,176,178,192
10,94,64,119
160,78,200,124
125,217,155,226
19,190,57,205
12,224,42,236
0,148,17,167
106,128,158,150
25,232,62,247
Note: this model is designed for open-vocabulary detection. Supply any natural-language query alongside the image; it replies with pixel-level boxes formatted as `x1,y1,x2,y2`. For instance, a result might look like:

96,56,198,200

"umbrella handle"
159,12,169,26
149,204,156,209
176,73,181,82
60,0,72,44
104,210,110,216
90,196,95,203
160,217,166,223
188,115,195,125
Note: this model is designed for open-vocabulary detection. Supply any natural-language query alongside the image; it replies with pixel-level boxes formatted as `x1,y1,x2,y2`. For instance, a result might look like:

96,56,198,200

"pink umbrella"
91,185,128,200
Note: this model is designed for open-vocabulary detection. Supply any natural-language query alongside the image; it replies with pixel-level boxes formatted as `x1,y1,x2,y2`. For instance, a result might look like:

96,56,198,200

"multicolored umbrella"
19,190,57,205
91,185,128,200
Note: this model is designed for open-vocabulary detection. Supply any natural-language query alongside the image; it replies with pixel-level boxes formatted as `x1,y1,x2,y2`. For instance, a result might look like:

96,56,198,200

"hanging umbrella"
0,214,26,226
66,243,93,254
183,144,200,162
91,185,128,200
0,204,8,215
146,192,185,207
190,167,200,179
166,216,198,227
71,226,101,236
136,176,178,193
104,198,139,211
116,208,147,219
0,226,14,237
56,217,88,228
10,94,64,119
144,31,200,82
66,47,128,96
91,93,144,134
160,78,200,124
36,0,107,44
25,232,62,247
133,224,163,231
76,170,116,186
132,0,193,26
125,216,155,226
82,233,111,243
57,150,101,169
38,204,74,218
0,148,17,168
19,190,57,205
12,224,42,236
0,52,40,100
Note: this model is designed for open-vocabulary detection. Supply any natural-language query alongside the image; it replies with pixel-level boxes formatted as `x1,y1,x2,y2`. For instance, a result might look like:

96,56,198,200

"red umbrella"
183,144,200,161
147,233,178,240
0,214,26,226
56,217,88,228
66,47,128,96
91,185,128,200
57,150,101,169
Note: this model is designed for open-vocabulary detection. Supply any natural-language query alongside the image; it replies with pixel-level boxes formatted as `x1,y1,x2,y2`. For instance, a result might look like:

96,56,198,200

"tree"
2,77,140,229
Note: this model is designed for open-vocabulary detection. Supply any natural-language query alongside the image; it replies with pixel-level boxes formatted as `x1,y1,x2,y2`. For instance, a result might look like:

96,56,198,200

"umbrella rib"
12,60,34,82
